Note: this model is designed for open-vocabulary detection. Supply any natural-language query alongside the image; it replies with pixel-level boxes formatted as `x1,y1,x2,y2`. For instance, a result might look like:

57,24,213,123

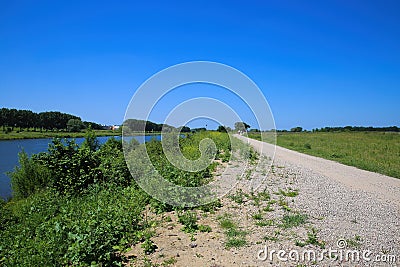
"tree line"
123,119,190,133
0,107,103,132
275,126,400,132
313,126,399,132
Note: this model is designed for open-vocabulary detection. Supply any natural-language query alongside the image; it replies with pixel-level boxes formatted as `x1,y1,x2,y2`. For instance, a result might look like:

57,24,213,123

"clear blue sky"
0,0,399,130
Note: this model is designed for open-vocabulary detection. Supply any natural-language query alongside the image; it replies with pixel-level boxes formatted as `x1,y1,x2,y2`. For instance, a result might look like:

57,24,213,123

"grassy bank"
0,129,122,140
248,131,400,179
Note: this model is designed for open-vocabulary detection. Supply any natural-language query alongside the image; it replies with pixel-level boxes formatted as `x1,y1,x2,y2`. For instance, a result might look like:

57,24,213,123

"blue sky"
0,0,399,130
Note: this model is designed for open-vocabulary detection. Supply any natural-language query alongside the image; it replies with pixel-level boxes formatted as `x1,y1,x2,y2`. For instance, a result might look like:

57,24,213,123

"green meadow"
248,131,400,179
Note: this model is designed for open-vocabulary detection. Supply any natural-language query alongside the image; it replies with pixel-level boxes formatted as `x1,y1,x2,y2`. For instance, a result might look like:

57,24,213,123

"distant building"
111,125,120,131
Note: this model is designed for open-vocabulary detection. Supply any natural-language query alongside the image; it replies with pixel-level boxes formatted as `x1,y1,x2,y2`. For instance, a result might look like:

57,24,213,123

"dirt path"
234,134,400,207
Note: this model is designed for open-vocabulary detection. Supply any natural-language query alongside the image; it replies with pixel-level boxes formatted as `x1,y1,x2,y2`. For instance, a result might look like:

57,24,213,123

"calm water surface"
0,135,161,199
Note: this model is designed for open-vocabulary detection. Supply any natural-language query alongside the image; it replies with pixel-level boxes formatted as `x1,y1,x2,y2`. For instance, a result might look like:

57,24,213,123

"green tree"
180,126,191,132
0,108,6,131
234,122,250,132
290,126,303,132
217,125,228,133
67,119,84,132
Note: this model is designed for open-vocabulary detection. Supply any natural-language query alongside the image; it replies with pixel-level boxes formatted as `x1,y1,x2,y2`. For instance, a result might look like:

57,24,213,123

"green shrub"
37,139,102,195
8,150,51,199
97,137,133,187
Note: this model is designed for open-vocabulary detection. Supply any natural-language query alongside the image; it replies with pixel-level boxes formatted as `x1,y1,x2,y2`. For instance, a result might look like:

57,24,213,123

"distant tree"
0,108,6,131
123,119,177,133
145,121,159,132
17,110,35,130
124,119,146,132
234,122,250,132
0,107,105,132
82,121,103,130
191,127,206,133
38,111,80,131
290,127,303,132
67,119,84,132
161,124,177,133
217,125,228,133
180,126,191,132
8,109,17,131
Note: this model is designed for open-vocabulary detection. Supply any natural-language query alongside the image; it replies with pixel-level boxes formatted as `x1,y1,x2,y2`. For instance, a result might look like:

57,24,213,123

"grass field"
248,131,400,179
0,129,121,140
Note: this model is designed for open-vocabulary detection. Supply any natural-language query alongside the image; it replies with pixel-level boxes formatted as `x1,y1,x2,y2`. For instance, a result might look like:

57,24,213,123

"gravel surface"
235,134,400,266
235,134,400,206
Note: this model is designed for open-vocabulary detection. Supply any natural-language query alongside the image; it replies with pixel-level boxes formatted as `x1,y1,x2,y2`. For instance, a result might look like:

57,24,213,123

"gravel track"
234,134,400,207
234,134,400,266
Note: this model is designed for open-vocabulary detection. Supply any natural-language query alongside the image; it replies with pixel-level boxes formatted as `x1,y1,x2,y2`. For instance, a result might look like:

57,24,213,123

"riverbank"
0,130,167,140
0,129,121,140
0,131,230,265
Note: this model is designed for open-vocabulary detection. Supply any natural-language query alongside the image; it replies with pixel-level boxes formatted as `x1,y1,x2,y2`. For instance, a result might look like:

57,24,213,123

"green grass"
255,219,275,227
252,212,263,220
217,213,247,248
279,213,308,229
0,129,121,140
248,131,400,178
276,188,299,197
161,257,177,266
263,231,280,242
177,211,198,233
295,228,325,248
346,234,362,248
228,190,245,204
198,224,212,233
